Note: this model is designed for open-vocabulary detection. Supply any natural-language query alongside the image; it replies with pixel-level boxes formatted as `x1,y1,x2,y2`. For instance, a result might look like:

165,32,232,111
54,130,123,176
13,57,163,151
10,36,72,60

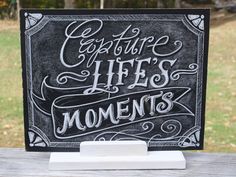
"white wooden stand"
49,141,186,170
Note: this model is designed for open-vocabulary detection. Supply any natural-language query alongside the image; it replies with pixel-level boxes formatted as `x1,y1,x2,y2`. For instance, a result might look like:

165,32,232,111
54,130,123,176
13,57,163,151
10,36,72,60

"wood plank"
0,148,236,177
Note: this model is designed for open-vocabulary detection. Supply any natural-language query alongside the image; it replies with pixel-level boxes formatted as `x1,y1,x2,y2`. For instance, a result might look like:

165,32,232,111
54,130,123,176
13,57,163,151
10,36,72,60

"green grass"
0,18,236,152
0,27,24,147
204,18,236,152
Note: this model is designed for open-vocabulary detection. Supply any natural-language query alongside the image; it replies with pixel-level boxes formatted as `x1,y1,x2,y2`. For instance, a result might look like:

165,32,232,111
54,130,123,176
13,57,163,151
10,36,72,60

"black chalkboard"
20,9,209,151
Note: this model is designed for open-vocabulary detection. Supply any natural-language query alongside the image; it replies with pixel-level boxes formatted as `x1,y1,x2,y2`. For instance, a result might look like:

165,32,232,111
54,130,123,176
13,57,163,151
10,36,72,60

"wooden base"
49,141,186,170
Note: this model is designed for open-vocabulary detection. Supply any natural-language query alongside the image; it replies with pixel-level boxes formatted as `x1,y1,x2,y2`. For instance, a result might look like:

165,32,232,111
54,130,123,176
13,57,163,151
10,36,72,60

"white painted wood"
80,141,147,156
49,151,186,170
49,141,185,170
1,148,236,177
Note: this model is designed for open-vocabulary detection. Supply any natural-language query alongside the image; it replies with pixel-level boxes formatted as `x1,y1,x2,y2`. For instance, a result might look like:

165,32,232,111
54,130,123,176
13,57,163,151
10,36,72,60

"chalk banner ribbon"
32,80,193,139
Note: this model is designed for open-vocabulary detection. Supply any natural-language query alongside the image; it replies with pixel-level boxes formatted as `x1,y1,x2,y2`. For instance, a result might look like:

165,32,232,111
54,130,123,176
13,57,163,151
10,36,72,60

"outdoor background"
0,0,235,152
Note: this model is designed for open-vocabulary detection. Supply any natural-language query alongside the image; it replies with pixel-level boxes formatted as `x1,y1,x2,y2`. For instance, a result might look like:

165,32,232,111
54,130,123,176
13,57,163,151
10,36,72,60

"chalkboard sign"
20,9,209,151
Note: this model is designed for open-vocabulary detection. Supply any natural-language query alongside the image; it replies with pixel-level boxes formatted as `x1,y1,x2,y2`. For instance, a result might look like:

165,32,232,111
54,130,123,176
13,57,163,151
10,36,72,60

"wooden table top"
0,148,236,177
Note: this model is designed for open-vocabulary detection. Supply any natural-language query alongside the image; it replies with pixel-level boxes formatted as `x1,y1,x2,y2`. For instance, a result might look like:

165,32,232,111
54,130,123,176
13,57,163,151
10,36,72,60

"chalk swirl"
170,63,198,81
56,71,90,84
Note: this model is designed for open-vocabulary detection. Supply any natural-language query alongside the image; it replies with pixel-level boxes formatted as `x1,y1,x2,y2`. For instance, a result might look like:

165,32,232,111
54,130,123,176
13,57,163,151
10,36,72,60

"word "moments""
56,91,174,135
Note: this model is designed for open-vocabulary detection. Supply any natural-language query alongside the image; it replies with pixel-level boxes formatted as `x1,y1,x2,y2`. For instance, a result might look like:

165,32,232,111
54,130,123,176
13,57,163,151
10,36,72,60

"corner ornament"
28,130,48,147
187,15,204,31
178,128,200,147
25,12,43,30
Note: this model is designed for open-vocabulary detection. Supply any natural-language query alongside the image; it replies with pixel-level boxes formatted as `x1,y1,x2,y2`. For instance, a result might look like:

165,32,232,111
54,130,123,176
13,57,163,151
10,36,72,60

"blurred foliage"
185,0,212,4
19,0,213,9
20,0,64,8
0,0,17,19
74,0,100,8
